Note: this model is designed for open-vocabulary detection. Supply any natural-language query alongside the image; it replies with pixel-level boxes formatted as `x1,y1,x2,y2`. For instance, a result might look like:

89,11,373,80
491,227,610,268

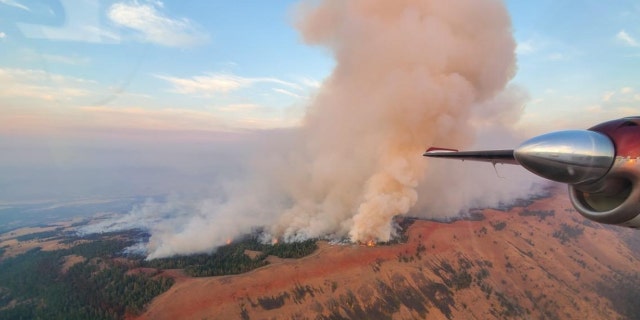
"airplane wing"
423,148,518,165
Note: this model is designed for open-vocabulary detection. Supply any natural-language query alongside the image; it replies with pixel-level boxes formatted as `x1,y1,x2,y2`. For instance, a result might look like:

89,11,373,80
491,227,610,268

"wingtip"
425,147,459,153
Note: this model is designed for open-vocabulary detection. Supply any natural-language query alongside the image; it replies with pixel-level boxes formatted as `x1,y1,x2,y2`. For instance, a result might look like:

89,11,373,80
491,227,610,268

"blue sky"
0,0,334,132
0,0,638,134
0,0,639,202
505,1,640,131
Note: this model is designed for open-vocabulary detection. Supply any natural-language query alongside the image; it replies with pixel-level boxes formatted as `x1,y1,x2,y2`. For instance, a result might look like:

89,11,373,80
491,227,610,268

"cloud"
77,104,299,132
273,88,304,99
516,40,535,55
298,77,322,88
604,87,640,104
216,103,261,112
616,30,639,47
78,106,234,131
0,0,29,11
0,68,94,101
212,103,302,128
108,1,208,47
0,67,301,135
38,53,91,65
545,53,565,61
156,73,299,96
534,86,639,131
17,0,120,43
602,91,615,102
0,32,5,39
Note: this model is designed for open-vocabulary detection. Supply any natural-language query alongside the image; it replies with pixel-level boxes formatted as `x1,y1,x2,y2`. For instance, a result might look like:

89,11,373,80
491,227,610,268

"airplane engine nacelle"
569,117,640,228
569,163,640,227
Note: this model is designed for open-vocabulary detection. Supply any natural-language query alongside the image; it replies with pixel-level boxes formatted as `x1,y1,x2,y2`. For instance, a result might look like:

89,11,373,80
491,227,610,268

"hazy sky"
1,0,639,202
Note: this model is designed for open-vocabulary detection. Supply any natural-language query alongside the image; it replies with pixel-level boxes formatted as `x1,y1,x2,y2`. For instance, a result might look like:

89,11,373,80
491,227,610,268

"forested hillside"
0,228,319,319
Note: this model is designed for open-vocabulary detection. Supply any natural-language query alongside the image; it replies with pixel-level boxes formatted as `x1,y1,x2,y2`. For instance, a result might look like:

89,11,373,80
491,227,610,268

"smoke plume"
270,0,518,243
81,0,534,258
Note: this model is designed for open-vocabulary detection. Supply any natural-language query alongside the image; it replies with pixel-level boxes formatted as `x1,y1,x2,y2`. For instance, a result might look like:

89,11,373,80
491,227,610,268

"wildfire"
226,239,232,245
272,238,279,245
366,240,376,247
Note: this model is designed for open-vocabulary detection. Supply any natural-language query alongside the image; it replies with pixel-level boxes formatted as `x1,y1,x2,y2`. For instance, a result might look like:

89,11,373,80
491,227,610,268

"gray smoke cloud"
80,0,539,259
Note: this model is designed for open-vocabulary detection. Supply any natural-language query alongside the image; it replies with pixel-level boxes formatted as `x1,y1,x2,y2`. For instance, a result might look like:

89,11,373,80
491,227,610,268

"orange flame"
366,240,376,247
272,238,279,245
226,239,232,245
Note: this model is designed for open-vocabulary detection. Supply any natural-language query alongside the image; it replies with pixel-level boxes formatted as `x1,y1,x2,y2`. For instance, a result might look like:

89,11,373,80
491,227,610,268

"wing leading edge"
423,148,518,165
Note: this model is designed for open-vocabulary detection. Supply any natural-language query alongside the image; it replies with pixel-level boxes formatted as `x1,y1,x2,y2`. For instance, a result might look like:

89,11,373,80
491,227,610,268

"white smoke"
81,0,538,258
269,0,521,243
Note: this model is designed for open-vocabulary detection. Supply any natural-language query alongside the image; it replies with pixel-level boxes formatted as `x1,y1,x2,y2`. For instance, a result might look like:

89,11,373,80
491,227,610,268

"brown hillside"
137,185,640,320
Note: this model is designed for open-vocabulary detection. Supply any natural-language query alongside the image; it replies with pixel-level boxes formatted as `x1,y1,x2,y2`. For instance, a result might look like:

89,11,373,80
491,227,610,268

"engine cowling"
568,117,640,227
569,161,640,227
